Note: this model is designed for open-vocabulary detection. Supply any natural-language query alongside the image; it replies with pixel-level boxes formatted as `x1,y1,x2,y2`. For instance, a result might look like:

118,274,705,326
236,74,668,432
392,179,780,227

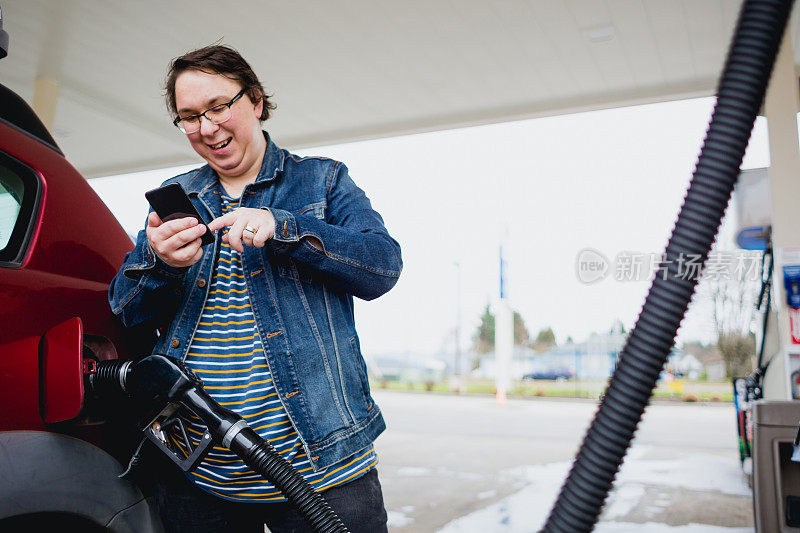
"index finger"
208,211,237,232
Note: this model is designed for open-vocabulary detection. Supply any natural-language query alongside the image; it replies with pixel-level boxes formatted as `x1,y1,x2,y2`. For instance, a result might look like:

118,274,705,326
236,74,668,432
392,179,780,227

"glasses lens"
178,118,200,134
207,104,232,125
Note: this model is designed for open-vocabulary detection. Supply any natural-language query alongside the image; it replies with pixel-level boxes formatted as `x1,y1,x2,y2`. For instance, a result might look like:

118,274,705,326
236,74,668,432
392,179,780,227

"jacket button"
171,339,180,348
197,279,206,288
282,229,290,238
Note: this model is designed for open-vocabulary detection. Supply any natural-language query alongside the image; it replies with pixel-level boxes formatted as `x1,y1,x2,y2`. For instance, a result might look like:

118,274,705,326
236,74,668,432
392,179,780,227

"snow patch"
437,448,751,532
387,510,414,528
603,483,645,520
615,453,750,496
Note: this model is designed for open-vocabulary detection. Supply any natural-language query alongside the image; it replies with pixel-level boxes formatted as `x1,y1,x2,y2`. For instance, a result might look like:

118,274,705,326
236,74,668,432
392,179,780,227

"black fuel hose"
541,0,794,531
90,355,348,533
228,426,346,531
180,385,348,533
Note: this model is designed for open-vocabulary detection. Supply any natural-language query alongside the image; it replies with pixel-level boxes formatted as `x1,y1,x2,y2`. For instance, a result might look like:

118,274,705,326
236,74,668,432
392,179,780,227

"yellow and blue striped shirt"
180,191,377,502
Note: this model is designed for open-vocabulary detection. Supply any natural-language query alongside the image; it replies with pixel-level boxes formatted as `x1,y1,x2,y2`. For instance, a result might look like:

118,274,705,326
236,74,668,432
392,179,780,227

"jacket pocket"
296,201,326,220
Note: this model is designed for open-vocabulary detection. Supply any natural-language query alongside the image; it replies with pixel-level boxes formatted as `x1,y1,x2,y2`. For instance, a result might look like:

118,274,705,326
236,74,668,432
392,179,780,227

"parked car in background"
523,368,574,381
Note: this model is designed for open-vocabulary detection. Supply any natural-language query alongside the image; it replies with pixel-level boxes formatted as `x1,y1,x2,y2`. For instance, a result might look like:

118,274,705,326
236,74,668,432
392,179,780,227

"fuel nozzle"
90,354,238,472
89,354,349,532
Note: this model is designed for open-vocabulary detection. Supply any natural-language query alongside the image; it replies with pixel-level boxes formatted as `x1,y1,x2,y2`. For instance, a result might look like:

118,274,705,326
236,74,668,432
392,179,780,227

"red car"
0,81,163,531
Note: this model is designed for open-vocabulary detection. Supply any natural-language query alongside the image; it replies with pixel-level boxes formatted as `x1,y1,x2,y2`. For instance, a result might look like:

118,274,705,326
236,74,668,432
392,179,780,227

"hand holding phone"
144,183,214,268
145,183,214,246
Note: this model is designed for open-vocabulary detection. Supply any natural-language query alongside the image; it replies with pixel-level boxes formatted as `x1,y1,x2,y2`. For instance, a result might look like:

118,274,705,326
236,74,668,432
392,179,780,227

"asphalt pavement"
372,390,753,532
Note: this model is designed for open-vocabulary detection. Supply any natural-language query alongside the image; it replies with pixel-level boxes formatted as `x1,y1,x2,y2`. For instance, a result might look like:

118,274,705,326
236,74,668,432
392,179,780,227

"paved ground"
372,390,753,532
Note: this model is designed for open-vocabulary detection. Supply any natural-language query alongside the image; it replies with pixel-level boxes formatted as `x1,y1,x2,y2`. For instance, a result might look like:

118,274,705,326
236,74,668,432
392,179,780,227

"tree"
531,326,556,353
514,312,531,346
473,304,495,355
472,304,532,355
609,320,626,335
535,327,556,345
697,249,762,378
718,332,756,378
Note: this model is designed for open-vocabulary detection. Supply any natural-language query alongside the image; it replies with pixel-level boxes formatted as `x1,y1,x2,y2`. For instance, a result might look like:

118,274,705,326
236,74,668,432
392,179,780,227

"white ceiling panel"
0,0,793,178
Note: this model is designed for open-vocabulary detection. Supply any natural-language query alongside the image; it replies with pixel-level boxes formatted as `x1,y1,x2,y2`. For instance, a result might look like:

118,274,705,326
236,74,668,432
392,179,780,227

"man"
109,44,402,532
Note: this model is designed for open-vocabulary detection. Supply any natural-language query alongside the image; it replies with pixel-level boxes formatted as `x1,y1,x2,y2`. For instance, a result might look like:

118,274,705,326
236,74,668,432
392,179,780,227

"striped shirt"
178,190,377,502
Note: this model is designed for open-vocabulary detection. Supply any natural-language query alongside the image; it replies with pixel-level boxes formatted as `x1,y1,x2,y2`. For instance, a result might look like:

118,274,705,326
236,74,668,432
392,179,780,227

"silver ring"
243,226,256,235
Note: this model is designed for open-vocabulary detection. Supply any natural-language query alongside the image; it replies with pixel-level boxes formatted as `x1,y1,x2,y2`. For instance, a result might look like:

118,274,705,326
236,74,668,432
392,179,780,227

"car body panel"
0,83,161,530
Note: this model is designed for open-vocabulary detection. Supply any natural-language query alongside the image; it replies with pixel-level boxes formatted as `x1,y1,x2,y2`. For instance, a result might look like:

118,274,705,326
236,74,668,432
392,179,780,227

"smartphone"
145,183,214,246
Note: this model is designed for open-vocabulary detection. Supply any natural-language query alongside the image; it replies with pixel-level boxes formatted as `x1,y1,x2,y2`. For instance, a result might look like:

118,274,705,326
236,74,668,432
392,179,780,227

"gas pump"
750,247,800,531
705,111,800,532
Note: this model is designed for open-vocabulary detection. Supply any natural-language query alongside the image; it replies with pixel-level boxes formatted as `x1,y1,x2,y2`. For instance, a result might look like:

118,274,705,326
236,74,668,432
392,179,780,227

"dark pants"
153,466,388,533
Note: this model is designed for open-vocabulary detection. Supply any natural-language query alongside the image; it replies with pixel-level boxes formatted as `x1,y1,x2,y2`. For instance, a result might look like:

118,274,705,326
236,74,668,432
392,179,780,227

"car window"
0,174,22,249
0,151,40,266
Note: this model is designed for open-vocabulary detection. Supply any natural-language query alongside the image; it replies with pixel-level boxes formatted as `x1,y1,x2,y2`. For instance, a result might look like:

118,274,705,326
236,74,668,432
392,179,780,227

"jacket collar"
185,131,285,196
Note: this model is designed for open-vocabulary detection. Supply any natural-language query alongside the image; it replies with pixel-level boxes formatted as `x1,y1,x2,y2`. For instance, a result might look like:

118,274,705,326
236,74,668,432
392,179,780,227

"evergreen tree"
535,327,556,345
514,311,530,346
473,303,495,354
472,304,532,354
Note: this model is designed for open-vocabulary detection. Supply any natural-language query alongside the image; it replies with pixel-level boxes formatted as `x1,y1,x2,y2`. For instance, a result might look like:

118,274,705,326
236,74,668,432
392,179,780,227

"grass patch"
373,378,733,402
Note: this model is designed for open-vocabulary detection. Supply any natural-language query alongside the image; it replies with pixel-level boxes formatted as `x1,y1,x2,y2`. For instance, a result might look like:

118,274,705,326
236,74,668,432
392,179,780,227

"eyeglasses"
173,89,247,134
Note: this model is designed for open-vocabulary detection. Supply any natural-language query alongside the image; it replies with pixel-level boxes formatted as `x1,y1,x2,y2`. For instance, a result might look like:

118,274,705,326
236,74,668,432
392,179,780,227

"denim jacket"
108,134,402,470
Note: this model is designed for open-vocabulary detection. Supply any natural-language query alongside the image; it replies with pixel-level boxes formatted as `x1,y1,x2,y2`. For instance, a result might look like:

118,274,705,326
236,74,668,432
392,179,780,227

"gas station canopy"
1,0,798,178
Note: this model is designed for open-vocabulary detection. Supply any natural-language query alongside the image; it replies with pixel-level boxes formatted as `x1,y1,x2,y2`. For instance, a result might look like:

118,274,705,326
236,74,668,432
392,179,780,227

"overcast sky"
90,96,771,357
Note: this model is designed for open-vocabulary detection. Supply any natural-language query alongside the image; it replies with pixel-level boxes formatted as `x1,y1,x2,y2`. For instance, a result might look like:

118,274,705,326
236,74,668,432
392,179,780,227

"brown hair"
165,44,276,121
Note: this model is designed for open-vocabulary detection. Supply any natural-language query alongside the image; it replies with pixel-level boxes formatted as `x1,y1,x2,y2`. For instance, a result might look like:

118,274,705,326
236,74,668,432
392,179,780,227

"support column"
451,261,464,393
495,239,513,405
32,77,60,131
762,25,800,399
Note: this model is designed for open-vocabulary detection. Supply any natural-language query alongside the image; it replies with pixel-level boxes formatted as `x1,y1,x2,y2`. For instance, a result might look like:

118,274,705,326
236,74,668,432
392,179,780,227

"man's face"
174,69,265,181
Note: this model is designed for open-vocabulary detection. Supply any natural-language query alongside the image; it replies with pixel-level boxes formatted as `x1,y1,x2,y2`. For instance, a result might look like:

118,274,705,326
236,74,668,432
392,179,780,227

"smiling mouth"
208,138,232,150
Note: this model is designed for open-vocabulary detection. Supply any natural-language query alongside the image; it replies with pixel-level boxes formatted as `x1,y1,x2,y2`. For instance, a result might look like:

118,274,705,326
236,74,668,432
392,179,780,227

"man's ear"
253,92,264,118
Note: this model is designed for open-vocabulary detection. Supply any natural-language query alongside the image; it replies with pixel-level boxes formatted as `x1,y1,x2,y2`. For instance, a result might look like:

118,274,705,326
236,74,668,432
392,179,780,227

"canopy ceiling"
1,0,797,178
